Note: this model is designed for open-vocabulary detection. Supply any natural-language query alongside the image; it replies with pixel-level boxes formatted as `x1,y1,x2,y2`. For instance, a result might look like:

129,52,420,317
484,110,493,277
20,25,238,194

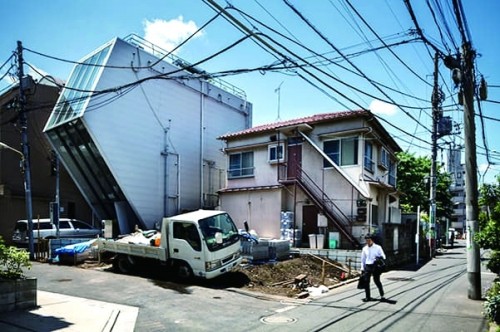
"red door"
287,144,302,179
302,205,318,245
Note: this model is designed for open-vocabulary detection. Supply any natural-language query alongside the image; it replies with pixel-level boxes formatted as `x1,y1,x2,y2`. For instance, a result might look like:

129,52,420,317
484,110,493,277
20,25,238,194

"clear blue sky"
1,0,499,183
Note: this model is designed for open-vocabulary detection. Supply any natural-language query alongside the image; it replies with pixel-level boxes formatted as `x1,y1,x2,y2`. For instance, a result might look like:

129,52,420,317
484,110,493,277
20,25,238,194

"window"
268,144,284,163
34,222,53,230
389,160,397,186
45,44,111,130
173,222,201,251
71,220,92,229
364,141,374,172
371,204,379,226
228,151,254,178
199,213,239,252
323,137,358,167
59,220,71,229
379,148,389,169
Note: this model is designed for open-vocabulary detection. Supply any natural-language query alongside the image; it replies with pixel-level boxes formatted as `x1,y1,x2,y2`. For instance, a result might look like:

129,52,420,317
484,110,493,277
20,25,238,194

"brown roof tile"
219,109,369,139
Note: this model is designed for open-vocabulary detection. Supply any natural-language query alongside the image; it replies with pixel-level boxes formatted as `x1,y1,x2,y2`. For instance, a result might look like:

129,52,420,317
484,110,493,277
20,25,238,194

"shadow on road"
380,298,397,304
98,260,251,293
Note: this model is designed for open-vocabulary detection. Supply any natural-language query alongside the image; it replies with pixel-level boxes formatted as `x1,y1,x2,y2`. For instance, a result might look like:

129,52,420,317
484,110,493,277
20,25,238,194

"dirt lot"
79,254,359,298
232,255,359,298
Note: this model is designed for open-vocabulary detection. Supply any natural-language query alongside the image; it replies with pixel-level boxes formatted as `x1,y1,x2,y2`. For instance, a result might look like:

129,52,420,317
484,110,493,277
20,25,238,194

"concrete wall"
219,188,282,238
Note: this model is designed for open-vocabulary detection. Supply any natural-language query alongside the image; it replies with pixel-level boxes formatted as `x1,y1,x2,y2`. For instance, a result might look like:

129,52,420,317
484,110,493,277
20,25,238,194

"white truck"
97,210,242,279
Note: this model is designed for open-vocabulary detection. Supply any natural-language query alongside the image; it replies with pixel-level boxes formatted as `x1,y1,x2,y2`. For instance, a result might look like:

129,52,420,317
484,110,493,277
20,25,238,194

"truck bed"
97,238,166,260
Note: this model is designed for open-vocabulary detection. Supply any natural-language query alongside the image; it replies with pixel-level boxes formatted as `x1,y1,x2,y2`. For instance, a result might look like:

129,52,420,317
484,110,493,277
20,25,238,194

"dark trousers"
364,264,384,298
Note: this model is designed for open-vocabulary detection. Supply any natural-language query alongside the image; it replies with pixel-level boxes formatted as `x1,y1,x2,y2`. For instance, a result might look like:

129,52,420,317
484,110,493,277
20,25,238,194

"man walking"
360,234,386,302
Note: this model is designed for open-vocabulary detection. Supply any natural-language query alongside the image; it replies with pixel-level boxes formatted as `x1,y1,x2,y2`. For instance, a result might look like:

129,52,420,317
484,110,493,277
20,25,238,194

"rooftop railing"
123,34,247,101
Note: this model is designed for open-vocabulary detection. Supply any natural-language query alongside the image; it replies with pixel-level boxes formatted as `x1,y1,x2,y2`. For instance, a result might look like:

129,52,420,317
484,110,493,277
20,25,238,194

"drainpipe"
200,80,205,207
162,126,169,216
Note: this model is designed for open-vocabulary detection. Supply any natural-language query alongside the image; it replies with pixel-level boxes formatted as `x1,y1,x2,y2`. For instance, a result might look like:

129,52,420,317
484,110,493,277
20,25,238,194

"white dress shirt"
361,243,386,271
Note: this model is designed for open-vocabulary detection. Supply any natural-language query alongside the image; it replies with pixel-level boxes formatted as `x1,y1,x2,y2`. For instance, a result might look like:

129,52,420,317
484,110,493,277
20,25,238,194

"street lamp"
0,141,34,260
0,142,24,158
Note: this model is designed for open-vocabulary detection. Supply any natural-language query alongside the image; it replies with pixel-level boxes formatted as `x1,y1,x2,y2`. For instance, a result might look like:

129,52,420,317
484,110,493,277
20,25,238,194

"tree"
475,176,500,274
396,151,453,219
476,175,500,324
396,152,430,213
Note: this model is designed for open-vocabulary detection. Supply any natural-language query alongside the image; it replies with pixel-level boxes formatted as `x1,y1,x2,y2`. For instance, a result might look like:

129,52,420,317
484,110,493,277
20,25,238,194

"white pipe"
416,205,420,265
200,81,205,207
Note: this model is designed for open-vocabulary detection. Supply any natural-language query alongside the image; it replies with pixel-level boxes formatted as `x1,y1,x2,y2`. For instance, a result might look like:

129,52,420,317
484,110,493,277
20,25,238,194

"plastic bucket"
308,234,317,249
316,234,324,249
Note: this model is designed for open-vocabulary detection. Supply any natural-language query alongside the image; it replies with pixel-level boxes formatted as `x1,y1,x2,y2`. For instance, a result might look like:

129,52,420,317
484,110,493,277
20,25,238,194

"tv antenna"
275,81,284,121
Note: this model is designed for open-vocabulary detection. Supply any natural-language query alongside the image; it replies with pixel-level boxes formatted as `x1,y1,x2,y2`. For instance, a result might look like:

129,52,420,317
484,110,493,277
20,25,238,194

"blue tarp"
54,239,95,256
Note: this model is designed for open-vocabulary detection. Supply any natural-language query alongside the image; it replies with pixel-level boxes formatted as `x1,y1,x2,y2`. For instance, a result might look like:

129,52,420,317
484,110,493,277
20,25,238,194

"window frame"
268,144,284,164
228,151,254,179
388,160,397,186
379,148,390,169
364,141,374,172
323,136,358,167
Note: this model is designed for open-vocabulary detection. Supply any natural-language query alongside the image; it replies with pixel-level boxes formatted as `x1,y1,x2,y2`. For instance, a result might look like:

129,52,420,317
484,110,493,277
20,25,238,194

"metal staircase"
281,164,361,248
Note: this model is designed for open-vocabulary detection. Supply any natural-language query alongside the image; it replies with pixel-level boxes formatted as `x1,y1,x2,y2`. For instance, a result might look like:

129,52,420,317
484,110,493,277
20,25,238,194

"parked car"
12,218,102,245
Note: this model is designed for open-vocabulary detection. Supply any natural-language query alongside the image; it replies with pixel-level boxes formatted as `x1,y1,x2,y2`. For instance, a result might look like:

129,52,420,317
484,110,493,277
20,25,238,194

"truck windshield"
199,213,239,252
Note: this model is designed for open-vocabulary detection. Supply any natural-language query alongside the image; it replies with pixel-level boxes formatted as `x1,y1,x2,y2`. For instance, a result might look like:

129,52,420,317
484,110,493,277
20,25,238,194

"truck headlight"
206,259,222,271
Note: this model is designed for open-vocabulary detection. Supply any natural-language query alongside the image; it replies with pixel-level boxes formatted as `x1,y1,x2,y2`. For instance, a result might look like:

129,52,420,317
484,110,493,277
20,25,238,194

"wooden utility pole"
462,41,481,300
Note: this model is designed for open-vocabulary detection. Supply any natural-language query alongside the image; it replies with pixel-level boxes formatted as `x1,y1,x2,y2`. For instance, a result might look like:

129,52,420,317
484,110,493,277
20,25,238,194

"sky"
1,0,499,184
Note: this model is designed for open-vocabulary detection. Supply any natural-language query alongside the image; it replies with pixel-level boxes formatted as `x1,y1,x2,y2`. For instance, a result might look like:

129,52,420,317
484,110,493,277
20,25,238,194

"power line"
230,6,430,105
344,0,432,87
203,0,434,146
283,0,431,134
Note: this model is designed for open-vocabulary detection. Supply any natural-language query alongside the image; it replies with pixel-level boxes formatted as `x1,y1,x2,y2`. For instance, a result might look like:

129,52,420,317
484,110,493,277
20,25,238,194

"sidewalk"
0,290,138,332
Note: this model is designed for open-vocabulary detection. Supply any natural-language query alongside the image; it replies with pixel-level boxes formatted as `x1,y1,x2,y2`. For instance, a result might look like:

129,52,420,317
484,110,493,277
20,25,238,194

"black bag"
357,273,367,289
375,257,386,273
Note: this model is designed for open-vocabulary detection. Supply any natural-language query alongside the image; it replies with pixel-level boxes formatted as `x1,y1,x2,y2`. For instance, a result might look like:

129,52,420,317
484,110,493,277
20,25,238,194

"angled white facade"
44,35,252,232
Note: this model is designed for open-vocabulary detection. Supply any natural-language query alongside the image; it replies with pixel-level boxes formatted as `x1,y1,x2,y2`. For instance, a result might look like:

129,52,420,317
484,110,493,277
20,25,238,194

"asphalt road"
25,240,496,331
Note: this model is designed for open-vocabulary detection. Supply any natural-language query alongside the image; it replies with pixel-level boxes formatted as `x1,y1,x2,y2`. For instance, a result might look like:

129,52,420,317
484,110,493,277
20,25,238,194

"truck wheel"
175,261,193,280
113,255,133,274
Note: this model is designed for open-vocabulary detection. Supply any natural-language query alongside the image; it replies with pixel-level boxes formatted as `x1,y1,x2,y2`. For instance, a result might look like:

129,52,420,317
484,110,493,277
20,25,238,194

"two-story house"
218,110,402,250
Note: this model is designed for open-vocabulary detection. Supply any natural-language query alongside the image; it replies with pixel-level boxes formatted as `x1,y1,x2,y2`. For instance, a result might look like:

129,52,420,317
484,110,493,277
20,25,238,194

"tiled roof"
219,109,370,139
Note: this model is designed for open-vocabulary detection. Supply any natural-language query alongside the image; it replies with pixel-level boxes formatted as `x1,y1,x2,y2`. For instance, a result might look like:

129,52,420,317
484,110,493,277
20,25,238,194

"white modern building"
43,35,252,233
446,145,466,233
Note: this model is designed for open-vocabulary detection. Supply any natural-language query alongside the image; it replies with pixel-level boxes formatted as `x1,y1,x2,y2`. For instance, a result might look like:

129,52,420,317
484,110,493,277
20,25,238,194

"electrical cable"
404,0,447,57
283,0,431,134
231,6,430,105
344,0,432,87
0,53,15,72
204,1,434,146
0,64,15,83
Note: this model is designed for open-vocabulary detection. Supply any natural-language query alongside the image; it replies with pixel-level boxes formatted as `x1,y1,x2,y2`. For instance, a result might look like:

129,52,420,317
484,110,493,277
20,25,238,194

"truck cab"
166,210,242,279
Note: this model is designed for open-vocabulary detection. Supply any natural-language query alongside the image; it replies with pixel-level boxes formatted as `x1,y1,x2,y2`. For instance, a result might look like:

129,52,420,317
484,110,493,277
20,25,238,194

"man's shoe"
362,298,372,302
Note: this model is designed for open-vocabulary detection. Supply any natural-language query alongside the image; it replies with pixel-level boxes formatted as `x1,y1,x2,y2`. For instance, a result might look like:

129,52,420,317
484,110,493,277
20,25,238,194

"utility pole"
17,41,35,261
462,41,481,300
429,52,440,258
51,151,60,238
